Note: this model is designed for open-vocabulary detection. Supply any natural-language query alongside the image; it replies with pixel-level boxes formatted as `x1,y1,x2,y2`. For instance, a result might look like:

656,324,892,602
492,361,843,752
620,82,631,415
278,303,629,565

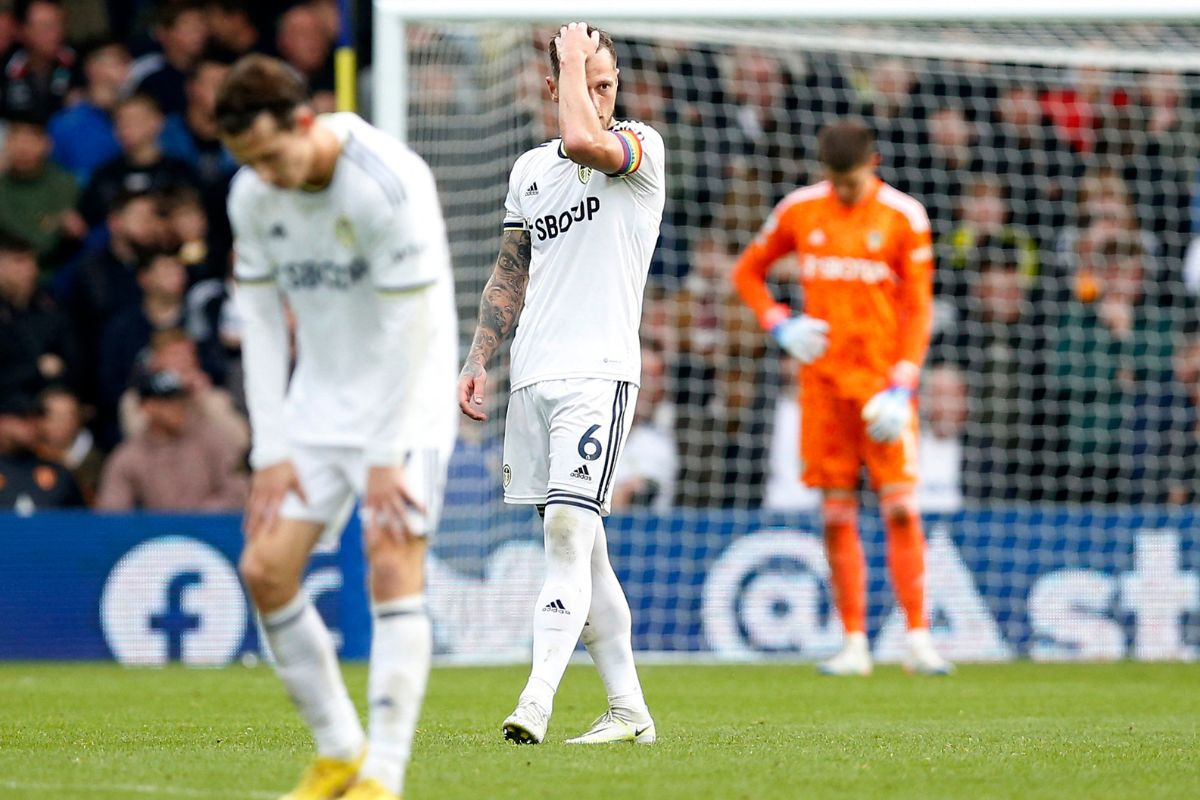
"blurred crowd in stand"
2,7,1197,512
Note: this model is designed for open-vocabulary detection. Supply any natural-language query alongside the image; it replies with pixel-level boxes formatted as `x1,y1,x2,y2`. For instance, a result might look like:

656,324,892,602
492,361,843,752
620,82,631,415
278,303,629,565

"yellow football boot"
279,752,365,800
340,778,401,800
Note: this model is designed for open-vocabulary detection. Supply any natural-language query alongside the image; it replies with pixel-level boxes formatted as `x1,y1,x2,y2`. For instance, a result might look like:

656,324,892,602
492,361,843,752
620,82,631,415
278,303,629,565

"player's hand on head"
556,21,600,63
244,460,305,538
771,315,830,364
457,362,489,421
363,464,425,541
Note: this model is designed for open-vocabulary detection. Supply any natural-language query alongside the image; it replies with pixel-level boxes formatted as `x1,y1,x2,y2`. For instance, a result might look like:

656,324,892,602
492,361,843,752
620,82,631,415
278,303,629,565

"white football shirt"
229,113,458,466
502,120,665,390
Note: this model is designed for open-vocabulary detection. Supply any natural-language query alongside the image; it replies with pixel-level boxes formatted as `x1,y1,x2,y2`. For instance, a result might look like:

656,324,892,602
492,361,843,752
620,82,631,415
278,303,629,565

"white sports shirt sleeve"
502,120,666,390
229,176,290,468
230,113,458,467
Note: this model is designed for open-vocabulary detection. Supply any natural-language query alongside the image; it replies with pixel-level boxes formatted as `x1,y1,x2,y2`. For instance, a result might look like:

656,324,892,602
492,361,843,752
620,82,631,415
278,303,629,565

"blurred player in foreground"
459,22,663,744
731,119,952,676
220,55,458,799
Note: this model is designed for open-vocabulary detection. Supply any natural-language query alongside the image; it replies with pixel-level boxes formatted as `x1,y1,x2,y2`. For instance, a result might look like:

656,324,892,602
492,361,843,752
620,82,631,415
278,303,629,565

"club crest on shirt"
867,230,883,252
335,216,355,248
502,464,512,488
577,165,593,184
808,228,826,247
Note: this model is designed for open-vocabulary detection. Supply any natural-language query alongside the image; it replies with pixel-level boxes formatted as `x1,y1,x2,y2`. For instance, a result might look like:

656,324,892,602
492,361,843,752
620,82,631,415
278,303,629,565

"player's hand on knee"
364,464,426,541
458,362,489,421
245,460,305,538
771,315,829,363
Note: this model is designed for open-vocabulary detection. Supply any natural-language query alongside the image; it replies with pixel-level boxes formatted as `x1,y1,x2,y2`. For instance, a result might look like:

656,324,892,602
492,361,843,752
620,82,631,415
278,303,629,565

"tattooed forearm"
463,229,531,374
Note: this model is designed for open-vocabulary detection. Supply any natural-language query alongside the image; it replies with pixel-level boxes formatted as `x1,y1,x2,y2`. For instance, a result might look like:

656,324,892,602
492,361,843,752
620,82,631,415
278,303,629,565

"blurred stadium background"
1,0,1198,669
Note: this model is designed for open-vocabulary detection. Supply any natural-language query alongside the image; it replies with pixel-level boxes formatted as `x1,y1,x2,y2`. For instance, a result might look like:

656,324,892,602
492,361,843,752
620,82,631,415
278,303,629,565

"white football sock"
359,595,431,796
580,518,648,717
521,503,596,711
261,592,364,760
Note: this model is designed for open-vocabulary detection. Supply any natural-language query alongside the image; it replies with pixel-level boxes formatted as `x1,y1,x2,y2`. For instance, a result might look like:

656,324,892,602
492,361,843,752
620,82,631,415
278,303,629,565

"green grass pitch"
1,662,1196,799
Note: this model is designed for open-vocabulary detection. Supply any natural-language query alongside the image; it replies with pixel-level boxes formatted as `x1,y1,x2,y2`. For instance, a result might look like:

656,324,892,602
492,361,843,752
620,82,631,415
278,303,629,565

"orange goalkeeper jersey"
731,177,934,400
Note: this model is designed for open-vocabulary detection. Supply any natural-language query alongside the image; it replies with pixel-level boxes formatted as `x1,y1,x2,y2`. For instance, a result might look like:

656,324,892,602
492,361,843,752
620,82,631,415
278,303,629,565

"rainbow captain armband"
610,128,644,176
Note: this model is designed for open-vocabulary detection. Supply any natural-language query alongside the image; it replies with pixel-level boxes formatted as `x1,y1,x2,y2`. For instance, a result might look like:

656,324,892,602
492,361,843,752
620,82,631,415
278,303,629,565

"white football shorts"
280,442,451,545
502,378,638,516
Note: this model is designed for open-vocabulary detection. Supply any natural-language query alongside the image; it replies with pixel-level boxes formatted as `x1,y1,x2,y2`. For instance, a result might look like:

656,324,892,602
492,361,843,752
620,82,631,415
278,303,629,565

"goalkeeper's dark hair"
215,54,308,136
547,25,617,80
817,119,877,173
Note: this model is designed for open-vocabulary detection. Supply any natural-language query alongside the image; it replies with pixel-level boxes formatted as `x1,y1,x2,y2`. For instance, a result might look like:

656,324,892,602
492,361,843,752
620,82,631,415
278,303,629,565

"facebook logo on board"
100,537,247,666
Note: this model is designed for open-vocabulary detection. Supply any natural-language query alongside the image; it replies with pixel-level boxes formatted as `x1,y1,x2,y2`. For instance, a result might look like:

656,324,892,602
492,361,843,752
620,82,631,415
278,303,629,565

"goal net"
377,4,1200,663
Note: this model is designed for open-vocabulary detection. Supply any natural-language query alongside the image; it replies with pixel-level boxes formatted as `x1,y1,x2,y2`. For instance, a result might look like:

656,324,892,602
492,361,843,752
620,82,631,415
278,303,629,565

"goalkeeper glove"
862,361,920,443
770,314,830,364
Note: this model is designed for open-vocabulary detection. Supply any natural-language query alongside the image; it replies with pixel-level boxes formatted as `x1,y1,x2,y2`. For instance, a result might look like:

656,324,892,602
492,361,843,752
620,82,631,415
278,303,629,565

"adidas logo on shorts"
570,464,592,481
543,598,569,614
525,181,539,197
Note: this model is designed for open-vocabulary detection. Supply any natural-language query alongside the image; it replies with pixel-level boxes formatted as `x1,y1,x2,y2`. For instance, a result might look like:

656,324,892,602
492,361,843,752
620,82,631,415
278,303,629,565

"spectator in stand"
46,38,130,184
0,230,76,403
123,0,208,116
720,48,803,238
857,57,918,185
933,234,1051,502
161,48,234,191
1107,70,1193,260
34,384,102,503
184,251,238,391
77,92,196,227
672,232,769,506
907,105,982,238
68,188,167,407
160,49,235,274
0,5,16,57
610,346,678,512
0,113,84,272
97,245,186,445
0,0,74,120
275,2,334,113
1039,64,1125,156
95,367,247,510
984,82,1081,239
937,175,1039,305
1165,330,1200,505
1055,168,1163,291
0,392,83,510
160,183,208,277
204,0,262,60
117,327,247,453
1050,230,1177,504
917,363,966,514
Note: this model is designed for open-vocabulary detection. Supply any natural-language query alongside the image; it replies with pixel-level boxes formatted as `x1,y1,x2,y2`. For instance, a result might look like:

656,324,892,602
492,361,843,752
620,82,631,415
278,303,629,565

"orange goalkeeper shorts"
799,375,919,491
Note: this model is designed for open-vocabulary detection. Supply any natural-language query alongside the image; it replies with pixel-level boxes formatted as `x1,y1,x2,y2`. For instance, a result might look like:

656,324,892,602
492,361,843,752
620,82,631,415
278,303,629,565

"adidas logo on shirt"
543,598,569,614
570,464,592,481
269,222,287,238
525,181,539,197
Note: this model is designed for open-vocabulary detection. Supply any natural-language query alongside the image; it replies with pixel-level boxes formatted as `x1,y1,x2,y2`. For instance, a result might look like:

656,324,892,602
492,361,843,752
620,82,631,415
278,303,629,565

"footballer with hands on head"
459,22,663,746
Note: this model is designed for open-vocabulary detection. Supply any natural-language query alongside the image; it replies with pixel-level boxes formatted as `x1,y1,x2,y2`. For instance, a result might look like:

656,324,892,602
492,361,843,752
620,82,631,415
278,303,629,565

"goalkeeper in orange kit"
731,119,951,675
